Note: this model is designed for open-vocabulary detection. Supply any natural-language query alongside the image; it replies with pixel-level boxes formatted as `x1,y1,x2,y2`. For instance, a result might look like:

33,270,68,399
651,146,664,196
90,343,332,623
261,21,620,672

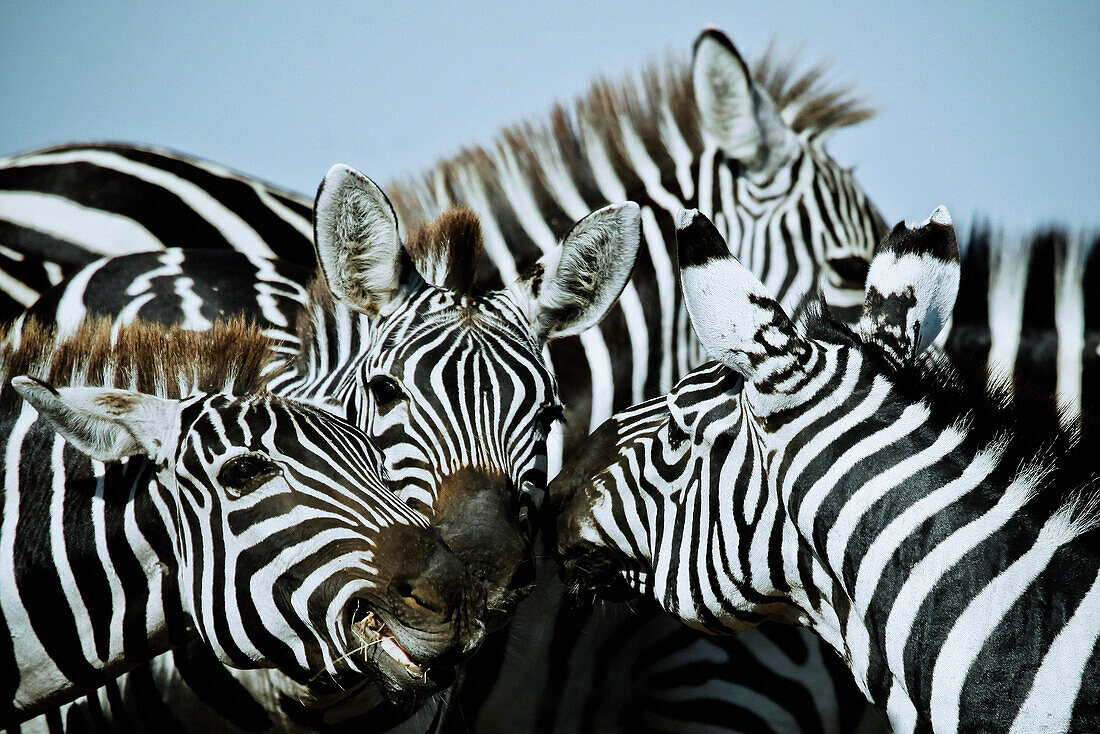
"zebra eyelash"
665,419,688,450
216,452,283,498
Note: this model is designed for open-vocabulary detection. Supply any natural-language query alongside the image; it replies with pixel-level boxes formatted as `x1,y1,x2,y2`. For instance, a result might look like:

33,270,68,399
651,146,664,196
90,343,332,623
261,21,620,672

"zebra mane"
805,300,1100,535
954,224,1100,333
403,207,485,295
387,45,873,232
0,317,277,414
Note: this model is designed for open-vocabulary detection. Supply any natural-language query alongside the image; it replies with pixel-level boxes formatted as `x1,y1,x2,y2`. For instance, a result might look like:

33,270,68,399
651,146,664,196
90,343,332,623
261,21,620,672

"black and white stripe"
0,142,314,319
0,319,486,728
554,209,1100,732
1,29,895,733
13,165,644,732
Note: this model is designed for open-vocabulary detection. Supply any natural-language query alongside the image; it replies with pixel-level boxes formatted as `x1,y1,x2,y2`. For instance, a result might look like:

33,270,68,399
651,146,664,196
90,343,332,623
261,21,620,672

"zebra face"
692,30,886,325
551,366,768,632
15,380,487,700
349,288,561,628
553,209,960,633
309,165,641,630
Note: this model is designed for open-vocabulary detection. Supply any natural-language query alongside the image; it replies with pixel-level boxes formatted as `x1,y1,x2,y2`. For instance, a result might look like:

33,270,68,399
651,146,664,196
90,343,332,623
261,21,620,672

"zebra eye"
368,376,405,411
218,454,282,497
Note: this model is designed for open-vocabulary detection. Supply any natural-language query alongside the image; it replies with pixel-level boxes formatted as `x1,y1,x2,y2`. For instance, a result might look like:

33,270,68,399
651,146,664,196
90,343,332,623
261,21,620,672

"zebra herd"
0,26,1096,734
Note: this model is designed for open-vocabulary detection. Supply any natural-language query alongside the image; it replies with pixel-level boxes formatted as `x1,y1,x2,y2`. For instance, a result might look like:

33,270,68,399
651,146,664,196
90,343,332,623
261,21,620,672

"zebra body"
553,209,1100,732
0,318,487,726
2,29,890,732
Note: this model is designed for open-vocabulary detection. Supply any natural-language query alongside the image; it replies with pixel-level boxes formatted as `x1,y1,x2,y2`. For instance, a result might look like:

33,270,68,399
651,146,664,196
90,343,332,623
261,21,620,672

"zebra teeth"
353,612,427,678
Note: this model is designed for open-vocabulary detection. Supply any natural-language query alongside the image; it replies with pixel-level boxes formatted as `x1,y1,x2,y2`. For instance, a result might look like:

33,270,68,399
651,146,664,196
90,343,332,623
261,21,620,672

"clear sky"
2,1,1097,231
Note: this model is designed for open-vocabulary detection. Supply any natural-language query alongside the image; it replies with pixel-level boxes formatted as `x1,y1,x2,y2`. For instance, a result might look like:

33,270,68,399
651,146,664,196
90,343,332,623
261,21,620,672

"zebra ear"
11,376,177,464
858,207,960,368
692,29,794,170
313,164,411,316
677,209,810,381
512,202,641,341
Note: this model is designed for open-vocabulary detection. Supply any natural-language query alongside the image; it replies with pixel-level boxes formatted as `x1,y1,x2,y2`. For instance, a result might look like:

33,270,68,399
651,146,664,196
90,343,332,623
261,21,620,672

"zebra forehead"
379,297,547,371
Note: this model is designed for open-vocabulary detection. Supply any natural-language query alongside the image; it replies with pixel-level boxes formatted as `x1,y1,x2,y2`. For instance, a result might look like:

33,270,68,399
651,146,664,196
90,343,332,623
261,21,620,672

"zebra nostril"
393,579,446,615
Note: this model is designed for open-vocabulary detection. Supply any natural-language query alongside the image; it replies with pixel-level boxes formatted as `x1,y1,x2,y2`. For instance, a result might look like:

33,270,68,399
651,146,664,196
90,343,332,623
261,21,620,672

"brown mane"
0,317,277,414
404,207,485,295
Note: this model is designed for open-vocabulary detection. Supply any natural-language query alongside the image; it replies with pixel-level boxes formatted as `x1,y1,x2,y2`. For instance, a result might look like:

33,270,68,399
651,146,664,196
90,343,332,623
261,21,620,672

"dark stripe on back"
0,163,231,252
1015,231,1059,425
103,146,316,267
1081,234,1100,422
946,226,993,387
0,220,100,266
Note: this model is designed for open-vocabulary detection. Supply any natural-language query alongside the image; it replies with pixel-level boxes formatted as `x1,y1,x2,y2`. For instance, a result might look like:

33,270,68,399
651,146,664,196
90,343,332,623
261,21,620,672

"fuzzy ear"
313,164,410,316
677,209,810,382
12,376,178,463
512,202,641,341
692,29,795,170
857,206,960,368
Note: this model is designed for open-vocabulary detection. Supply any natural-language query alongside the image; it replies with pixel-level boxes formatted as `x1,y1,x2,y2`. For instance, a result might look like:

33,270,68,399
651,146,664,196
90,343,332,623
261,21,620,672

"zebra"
552,207,1100,732
2,28,890,732
10,166,643,732
0,317,488,727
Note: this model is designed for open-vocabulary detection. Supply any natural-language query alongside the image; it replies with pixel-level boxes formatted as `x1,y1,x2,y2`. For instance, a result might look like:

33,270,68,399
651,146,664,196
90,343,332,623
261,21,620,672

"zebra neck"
771,366,1100,726
1,411,190,721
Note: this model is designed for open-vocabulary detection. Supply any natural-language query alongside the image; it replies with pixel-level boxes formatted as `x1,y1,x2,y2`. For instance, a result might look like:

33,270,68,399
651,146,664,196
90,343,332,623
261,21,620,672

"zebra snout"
391,577,447,616
388,535,486,624
431,467,532,629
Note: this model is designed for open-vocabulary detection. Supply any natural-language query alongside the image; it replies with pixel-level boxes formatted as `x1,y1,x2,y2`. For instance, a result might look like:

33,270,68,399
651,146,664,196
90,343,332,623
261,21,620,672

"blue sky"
3,2,1097,230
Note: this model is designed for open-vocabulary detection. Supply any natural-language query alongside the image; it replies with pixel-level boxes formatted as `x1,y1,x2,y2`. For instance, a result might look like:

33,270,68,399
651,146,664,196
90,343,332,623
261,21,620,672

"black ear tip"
693,28,741,61
11,375,59,396
878,210,958,261
676,210,728,268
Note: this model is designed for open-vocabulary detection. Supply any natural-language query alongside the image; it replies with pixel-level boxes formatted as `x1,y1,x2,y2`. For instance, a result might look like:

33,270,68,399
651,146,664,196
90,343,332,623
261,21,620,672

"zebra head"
298,165,640,629
551,208,959,633
692,29,887,323
12,378,487,700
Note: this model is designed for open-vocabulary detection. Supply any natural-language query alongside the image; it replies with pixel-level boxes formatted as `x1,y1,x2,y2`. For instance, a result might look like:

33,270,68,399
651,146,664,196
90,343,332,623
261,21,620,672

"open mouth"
352,611,428,680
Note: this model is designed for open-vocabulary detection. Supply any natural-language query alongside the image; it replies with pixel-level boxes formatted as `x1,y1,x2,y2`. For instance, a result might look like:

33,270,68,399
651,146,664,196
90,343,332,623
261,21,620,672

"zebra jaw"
353,611,427,679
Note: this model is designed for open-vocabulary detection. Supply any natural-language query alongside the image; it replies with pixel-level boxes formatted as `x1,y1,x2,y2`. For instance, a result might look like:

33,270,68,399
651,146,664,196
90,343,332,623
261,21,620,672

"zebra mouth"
352,611,428,679
560,544,645,603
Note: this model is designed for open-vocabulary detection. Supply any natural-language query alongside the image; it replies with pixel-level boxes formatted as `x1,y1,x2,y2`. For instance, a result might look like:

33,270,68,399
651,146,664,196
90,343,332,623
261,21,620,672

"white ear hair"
512,202,641,341
858,206,960,367
676,209,808,381
692,29,795,170
313,164,407,316
12,376,178,463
